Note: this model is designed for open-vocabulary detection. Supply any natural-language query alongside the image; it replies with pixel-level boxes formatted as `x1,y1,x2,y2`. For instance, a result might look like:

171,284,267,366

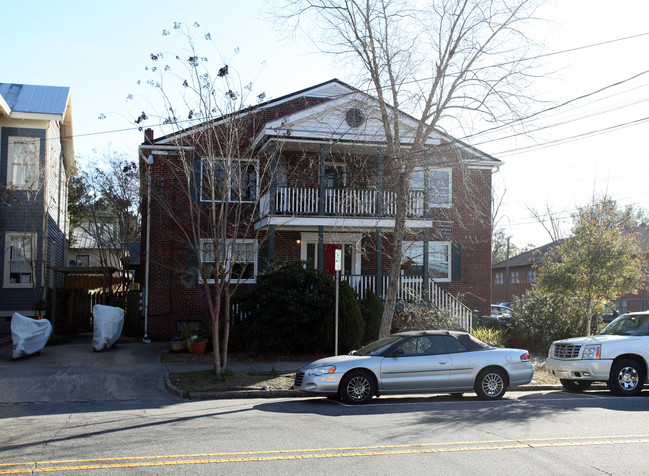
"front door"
323,244,342,275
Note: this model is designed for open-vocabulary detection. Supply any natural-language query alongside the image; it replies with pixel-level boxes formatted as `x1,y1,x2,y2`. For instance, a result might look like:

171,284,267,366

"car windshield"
354,336,403,356
600,314,649,336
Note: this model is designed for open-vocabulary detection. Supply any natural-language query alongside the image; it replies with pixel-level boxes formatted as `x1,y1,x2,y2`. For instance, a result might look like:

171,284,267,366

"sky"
3,0,649,250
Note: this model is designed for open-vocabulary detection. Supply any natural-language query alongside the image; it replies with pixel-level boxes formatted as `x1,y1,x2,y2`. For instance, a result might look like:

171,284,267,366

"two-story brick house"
139,79,501,340
0,82,75,331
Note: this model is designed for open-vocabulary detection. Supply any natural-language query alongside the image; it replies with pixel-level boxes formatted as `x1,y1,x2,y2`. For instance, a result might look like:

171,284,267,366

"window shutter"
452,242,461,281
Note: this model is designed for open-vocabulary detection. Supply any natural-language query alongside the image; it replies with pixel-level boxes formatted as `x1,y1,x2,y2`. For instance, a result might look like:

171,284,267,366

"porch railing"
342,273,473,332
260,187,427,218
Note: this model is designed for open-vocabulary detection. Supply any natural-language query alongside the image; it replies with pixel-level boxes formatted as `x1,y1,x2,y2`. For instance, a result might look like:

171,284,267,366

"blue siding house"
0,82,75,332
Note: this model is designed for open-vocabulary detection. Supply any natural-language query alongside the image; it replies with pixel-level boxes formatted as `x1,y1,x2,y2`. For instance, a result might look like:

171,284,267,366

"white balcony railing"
260,187,427,218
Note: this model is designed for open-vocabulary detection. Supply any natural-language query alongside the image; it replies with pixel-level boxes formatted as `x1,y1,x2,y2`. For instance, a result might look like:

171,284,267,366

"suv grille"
294,371,305,387
553,344,581,359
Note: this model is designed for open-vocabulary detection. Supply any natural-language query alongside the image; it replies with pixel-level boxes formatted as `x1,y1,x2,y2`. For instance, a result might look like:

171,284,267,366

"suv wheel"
608,359,645,396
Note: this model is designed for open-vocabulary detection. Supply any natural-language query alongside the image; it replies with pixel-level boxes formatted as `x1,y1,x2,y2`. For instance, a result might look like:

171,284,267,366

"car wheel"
339,370,375,404
474,368,506,400
560,379,593,392
608,359,645,396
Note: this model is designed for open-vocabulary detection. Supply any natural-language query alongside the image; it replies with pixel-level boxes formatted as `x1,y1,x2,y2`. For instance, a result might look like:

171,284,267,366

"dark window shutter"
452,242,461,281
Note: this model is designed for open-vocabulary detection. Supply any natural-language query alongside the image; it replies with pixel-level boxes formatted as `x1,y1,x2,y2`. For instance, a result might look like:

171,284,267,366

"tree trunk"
379,173,409,337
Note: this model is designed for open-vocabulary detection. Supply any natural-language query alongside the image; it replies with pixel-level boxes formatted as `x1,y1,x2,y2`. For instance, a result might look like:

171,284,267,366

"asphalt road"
2,389,649,474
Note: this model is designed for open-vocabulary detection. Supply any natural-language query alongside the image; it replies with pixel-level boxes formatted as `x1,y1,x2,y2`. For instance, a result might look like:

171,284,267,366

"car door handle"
438,361,448,365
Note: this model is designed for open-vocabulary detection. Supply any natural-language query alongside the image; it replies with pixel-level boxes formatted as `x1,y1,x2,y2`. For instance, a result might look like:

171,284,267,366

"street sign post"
334,248,341,356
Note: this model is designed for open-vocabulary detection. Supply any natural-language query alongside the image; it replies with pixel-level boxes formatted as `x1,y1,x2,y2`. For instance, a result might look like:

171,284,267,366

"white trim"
299,232,362,275
0,94,11,116
255,216,434,230
7,136,40,190
3,232,37,288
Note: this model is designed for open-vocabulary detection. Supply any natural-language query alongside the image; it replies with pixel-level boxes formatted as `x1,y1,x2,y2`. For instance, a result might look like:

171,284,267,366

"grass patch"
168,369,295,392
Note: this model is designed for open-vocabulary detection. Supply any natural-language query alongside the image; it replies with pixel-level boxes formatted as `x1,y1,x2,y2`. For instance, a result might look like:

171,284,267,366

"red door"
323,244,342,275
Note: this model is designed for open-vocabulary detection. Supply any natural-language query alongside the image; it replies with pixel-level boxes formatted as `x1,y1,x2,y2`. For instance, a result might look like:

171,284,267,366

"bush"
317,281,365,354
360,289,383,344
508,289,593,353
234,260,335,355
472,326,504,347
391,303,467,333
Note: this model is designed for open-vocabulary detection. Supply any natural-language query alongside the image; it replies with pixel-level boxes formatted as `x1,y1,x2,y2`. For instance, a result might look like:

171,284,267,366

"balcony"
259,186,428,219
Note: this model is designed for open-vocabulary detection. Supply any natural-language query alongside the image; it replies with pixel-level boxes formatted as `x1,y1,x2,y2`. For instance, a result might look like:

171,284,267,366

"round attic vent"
345,107,365,128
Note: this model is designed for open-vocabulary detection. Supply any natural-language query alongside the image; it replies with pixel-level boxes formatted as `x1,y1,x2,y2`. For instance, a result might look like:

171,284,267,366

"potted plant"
170,335,185,353
188,334,207,355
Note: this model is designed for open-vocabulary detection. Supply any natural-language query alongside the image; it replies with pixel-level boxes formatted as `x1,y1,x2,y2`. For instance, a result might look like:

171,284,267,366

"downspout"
142,154,154,344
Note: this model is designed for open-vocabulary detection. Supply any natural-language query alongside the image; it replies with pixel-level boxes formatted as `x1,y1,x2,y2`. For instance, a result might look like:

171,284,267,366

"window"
4,233,35,287
410,167,452,207
402,241,451,282
494,272,504,285
76,255,90,267
398,336,446,356
509,271,519,284
201,239,257,282
324,163,345,188
527,269,537,284
201,158,257,202
7,137,40,190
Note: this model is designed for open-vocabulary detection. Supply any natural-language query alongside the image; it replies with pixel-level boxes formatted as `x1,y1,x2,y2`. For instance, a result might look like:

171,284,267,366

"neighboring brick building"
139,79,501,340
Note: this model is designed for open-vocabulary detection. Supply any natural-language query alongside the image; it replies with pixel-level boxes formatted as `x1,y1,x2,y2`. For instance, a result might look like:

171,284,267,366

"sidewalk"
0,335,565,403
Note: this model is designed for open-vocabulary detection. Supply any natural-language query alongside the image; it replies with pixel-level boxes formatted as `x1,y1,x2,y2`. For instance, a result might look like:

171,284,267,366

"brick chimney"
144,128,154,145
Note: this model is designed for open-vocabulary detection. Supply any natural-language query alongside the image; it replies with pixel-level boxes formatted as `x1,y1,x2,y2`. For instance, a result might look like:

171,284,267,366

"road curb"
164,372,598,400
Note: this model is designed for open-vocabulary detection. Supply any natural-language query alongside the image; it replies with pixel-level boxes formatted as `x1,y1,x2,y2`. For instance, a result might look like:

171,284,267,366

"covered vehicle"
11,312,52,360
92,304,124,351
294,330,533,404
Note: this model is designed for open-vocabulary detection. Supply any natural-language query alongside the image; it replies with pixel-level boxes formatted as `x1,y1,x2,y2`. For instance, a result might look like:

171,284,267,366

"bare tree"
527,203,565,242
137,23,275,373
273,0,544,336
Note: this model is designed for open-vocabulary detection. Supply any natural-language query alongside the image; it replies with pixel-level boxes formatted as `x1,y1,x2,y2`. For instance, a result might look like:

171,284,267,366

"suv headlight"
306,366,336,376
582,345,601,359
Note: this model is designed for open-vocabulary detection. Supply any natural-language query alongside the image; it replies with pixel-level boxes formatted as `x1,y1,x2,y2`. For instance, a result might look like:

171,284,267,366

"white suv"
545,311,649,396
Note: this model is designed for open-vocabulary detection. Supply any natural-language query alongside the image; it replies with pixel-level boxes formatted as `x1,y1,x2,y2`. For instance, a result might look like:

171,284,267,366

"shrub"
392,303,467,333
317,281,365,354
472,326,504,347
359,289,383,344
235,260,335,355
508,288,596,353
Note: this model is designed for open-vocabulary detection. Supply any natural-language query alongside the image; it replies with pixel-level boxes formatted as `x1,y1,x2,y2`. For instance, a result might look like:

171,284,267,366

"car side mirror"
392,348,405,357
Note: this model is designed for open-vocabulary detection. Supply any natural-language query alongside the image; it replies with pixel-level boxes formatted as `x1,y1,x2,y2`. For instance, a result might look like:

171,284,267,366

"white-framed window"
7,137,40,190
527,269,537,284
402,241,451,282
510,271,519,284
201,158,258,202
200,238,257,283
4,232,36,288
410,167,452,207
494,272,504,285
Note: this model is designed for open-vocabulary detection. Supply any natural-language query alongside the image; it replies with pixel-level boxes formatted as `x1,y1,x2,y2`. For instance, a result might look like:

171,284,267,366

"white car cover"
11,312,52,360
92,304,124,351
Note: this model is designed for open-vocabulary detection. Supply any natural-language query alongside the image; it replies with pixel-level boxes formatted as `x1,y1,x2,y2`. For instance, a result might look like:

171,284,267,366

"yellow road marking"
2,435,649,473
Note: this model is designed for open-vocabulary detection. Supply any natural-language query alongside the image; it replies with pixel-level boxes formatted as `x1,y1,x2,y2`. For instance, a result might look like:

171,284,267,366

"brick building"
139,79,501,340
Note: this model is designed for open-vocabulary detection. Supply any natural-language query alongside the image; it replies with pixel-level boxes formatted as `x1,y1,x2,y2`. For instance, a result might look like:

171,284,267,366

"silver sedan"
294,330,533,404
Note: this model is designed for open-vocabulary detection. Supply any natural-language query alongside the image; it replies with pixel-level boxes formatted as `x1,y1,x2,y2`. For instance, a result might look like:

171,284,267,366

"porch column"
376,228,382,299
268,225,275,259
318,144,326,215
377,149,383,215
269,141,277,214
318,226,324,272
